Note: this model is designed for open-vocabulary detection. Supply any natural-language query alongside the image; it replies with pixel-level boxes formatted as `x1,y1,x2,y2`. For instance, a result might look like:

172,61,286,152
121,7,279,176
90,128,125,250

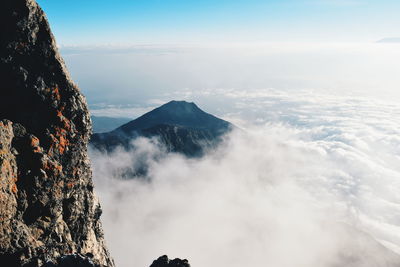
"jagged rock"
150,255,190,267
43,254,98,267
0,0,114,266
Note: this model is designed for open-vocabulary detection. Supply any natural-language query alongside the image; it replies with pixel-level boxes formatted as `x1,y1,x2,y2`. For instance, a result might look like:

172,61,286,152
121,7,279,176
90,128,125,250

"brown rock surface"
0,0,114,266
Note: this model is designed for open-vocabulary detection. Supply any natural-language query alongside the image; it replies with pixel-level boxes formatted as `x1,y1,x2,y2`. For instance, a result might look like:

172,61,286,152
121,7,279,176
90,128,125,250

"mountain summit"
119,100,231,135
91,101,233,156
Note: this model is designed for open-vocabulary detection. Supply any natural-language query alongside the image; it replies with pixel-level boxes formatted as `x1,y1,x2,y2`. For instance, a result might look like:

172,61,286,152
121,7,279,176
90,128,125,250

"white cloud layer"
90,90,400,267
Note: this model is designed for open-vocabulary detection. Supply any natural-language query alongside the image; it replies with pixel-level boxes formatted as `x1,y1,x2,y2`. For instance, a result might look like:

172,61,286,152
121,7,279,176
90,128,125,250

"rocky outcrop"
150,255,190,267
0,0,114,266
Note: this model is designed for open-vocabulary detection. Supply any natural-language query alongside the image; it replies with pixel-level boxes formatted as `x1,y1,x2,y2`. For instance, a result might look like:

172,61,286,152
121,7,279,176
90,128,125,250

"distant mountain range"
90,100,234,157
377,37,400,43
91,116,131,133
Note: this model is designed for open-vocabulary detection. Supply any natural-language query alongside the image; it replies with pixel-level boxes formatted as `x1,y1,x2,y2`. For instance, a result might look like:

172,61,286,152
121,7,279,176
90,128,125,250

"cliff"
0,0,114,266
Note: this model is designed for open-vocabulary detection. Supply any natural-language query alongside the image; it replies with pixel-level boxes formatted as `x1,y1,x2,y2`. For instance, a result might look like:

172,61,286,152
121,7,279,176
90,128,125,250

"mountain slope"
377,37,400,43
0,1,114,266
91,101,233,156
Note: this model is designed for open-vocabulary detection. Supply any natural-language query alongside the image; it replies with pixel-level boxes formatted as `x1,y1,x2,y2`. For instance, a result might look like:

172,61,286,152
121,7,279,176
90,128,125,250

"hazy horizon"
56,42,400,121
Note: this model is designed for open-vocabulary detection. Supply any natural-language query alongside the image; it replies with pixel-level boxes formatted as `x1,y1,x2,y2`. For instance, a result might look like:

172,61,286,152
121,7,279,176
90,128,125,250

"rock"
150,255,190,267
44,254,98,267
0,0,114,266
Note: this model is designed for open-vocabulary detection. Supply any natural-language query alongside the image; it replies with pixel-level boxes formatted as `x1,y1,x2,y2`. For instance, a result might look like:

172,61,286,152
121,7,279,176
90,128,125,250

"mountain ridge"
91,100,233,157
117,100,231,134
377,37,400,43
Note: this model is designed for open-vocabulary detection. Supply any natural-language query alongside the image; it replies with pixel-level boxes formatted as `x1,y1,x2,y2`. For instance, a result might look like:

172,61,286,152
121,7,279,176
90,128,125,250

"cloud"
90,90,400,267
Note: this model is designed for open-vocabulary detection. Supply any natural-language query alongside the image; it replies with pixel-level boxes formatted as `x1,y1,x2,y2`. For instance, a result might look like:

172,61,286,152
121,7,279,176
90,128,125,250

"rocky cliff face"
0,0,114,266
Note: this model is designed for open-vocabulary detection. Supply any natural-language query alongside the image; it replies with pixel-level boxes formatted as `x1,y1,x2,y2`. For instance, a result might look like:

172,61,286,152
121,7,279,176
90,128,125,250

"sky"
36,0,400,45
29,1,400,265
32,0,400,113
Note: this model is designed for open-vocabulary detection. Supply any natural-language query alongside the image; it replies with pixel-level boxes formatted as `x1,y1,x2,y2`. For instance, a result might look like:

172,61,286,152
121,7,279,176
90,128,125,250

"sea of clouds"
89,89,400,267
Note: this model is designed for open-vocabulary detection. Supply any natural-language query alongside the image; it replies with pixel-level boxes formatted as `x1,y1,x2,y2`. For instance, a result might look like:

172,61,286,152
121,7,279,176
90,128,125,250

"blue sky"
36,0,400,45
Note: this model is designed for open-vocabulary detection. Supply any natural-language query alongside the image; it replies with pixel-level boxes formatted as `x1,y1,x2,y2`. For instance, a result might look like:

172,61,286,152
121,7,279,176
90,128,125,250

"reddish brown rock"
0,0,114,266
